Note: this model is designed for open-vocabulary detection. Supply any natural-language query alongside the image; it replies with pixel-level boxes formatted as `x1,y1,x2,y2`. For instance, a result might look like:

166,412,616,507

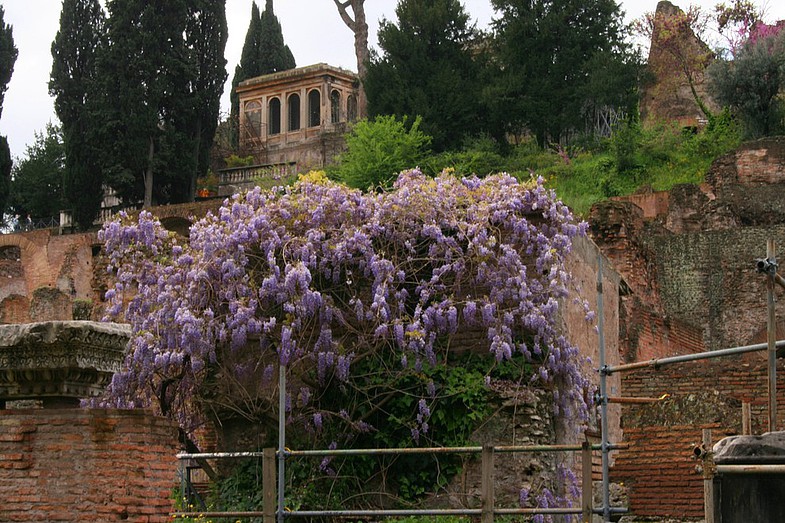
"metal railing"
174,441,629,522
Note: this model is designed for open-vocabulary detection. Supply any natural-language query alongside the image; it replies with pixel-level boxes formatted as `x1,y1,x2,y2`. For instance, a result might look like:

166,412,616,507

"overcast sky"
1,0,784,159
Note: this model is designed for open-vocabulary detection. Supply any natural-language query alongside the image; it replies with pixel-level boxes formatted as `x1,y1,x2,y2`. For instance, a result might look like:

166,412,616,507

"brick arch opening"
0,234,49,297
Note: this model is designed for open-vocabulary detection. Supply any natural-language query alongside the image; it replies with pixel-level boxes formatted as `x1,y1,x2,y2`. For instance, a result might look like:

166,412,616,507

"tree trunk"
332,0,369,118
144,137,154,208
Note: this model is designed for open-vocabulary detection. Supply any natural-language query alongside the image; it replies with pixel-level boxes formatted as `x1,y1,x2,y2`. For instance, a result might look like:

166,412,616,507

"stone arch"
330,89,341,124
347,94,358,122
244,100,263,138
268,97,282,135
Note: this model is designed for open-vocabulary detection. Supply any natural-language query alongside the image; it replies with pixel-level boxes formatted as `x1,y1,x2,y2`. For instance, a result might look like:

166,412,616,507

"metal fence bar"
173,507,600,519
176,443,628,461
715,464,785,474
174,441,628,520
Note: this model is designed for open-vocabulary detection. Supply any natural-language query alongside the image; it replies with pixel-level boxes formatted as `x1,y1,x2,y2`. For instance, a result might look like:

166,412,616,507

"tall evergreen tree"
0,6,17,217
491,0,640,146
230,0,295,147
50,0,106,230
364,0,483,151
98,0,197,207
184,1,228,198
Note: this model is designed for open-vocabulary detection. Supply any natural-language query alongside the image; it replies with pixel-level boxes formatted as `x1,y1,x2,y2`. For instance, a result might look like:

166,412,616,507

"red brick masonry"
0,409,179,522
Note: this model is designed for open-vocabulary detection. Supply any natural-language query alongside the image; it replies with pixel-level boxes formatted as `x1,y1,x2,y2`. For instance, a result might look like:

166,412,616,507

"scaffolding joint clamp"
756,257,778,275
692,443,716,479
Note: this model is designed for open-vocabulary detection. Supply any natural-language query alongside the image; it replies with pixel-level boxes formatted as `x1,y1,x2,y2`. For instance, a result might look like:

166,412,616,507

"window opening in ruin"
288,93,301,131
0,245,22,279
330,90,341,124
244,100,263,139
308,89,321,128
268,97,281,135
347,94,358,122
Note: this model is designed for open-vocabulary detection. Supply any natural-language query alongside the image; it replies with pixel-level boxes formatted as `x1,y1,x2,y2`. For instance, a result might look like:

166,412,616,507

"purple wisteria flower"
99,169,593,443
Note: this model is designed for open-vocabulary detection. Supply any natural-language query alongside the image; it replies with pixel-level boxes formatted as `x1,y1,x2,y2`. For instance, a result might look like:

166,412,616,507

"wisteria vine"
99,169,593,442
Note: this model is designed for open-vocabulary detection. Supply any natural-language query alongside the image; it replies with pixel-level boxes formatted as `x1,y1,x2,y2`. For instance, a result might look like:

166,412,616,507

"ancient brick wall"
0,199,222,325
612,424,720,519
0,230,101,323
613,356,785,519
0,409,179,522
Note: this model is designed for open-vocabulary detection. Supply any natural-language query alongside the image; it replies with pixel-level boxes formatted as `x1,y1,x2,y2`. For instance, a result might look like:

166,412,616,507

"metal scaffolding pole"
597,255,612,523
604,340,785,375
766,239,777,431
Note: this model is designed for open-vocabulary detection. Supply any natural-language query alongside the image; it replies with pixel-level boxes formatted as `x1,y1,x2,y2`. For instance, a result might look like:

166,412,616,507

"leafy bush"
335,115,432,189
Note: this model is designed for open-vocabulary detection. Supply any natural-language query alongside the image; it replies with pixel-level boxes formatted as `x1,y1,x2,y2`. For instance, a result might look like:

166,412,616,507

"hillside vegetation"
330,111,742,217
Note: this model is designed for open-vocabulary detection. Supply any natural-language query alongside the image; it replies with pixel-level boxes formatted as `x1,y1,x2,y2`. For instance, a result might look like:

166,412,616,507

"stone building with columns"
236,63,359,169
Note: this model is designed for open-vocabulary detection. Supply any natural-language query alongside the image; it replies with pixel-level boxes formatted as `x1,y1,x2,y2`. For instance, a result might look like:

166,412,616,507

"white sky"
1,0,784,159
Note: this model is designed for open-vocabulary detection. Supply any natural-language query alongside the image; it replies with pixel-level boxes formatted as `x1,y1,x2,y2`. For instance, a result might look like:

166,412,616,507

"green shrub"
224,154,255,168
335,115,432,189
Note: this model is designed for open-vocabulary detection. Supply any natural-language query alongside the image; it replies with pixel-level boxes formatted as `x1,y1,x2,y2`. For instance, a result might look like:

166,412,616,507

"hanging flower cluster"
99,169,592,434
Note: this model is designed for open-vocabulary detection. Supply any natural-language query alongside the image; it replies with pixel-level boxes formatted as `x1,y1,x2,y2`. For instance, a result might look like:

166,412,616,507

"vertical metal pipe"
702,429,715,523
768,239,777,432
597,255,611,522
278,364,286,523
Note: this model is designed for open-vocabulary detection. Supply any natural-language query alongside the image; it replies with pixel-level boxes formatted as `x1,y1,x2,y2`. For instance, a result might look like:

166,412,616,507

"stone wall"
591,137,785,358
649,225,784,351
0,408,179,522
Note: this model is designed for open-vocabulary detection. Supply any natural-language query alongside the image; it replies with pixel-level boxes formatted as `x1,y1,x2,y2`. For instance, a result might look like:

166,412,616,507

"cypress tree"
98,0,197,207
0,6,17,217
229,0,295,148
258,0,296,74
50,0,105,230
184,1,228,198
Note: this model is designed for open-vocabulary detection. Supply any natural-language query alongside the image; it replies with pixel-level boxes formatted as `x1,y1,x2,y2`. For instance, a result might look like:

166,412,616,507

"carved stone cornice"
0,321,130,405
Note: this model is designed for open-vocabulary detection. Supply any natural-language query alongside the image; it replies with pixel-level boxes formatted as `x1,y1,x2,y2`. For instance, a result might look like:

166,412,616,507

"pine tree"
230,0,295,148
364,0,483,151
491,0,641,146
0,6,17,217
50,0,105,230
